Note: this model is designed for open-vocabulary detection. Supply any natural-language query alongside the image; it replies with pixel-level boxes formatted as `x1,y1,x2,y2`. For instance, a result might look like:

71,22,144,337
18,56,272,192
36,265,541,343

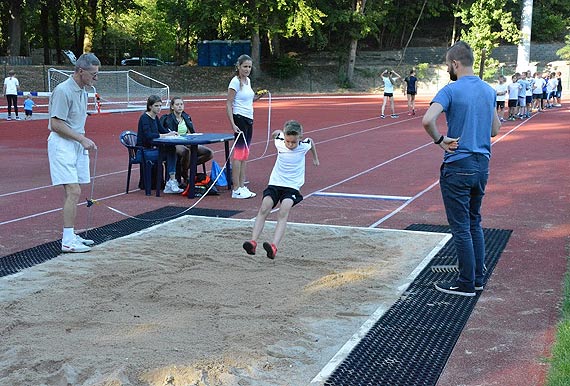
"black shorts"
406,91,417,96
508,99,518,108
24,109,32,116
263,185,303,208
496,101,505,109
383,93,393,97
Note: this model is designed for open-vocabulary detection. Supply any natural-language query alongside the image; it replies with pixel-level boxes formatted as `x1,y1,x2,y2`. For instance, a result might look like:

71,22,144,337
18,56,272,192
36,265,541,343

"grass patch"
546,237,570,386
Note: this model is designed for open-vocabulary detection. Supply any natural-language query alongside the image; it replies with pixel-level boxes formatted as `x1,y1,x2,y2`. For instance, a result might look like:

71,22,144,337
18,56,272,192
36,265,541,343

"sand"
0,216,447,386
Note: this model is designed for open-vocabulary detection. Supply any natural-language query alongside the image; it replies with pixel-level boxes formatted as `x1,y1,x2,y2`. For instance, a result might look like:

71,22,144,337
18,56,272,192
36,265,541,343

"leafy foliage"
458,0,521,74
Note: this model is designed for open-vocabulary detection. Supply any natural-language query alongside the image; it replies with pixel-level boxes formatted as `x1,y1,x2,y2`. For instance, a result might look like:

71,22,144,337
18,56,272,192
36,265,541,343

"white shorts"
48,132,90,185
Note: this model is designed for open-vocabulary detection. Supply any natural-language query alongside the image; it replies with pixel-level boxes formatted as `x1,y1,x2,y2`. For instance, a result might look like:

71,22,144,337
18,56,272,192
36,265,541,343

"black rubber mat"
0,207,240,278
324,224,512,386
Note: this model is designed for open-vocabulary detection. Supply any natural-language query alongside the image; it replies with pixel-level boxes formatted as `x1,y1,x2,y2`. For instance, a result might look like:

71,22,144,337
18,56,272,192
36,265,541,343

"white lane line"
312,192,412,201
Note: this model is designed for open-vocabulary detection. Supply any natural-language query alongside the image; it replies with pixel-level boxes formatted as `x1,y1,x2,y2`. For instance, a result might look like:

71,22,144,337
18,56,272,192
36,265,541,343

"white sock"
63,228,75,244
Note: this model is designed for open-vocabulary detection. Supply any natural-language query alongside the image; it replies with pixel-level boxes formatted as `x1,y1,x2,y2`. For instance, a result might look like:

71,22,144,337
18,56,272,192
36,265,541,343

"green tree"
556,31,570,60
458,0,521,79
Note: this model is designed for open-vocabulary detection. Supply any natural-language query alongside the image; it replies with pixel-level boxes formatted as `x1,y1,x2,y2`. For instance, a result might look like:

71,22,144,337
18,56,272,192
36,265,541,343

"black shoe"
434,281,475,297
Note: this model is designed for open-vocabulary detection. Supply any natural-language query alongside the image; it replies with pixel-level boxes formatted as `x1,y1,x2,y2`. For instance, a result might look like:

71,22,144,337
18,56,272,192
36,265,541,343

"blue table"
152,133,234,198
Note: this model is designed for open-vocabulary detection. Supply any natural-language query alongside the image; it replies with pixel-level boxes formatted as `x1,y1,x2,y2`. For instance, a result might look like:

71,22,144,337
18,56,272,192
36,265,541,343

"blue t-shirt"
431,75,495,163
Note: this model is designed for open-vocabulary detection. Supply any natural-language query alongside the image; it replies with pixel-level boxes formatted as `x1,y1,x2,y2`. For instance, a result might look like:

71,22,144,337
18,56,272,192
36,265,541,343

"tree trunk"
7,0,22,56
251,27,262,77
51,0,63,64
83,0,98,53
345,0,367,85
41,2,51,64
346,39,358,85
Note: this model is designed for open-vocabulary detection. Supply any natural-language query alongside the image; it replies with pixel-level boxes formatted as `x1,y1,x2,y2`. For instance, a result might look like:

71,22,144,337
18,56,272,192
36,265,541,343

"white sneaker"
75,234,95,246
15,116,21,120
232,187,255,199
62,238,91,253
241,186,256,198
164,179,183,194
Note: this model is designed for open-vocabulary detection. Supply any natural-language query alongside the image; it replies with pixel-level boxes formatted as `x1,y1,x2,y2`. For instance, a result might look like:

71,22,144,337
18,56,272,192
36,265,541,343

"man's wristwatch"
434,135,444,144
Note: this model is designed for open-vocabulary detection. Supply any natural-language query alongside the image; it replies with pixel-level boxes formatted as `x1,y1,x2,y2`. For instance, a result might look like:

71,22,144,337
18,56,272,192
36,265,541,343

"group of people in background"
496,69,563,121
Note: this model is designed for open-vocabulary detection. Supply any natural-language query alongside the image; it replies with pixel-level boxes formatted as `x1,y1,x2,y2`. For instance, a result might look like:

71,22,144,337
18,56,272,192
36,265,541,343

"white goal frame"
47,68,170,113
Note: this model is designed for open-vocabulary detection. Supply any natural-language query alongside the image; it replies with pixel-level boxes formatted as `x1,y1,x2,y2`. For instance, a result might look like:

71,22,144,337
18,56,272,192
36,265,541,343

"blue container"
198,40,252,67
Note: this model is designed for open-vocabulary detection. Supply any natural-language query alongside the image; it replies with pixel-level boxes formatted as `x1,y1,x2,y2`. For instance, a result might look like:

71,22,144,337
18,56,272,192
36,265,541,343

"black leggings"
6,94,18,116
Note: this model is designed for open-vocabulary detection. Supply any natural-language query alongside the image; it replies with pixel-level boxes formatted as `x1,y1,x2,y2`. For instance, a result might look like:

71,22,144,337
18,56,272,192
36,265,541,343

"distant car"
120,57,166,66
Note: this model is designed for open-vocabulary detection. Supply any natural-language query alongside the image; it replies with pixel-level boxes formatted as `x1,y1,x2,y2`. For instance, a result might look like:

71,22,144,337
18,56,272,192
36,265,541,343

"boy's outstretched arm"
309,139,320,166
271,130,282,139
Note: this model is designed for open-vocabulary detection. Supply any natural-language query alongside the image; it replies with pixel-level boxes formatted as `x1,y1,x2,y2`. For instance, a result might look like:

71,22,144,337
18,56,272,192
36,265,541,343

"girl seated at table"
160,96,213,187
136,94,183,194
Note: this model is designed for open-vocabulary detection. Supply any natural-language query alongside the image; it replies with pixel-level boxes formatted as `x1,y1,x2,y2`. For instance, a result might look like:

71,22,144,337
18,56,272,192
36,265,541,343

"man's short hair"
447,41,474,67
283,120,303,136
75,53,101,71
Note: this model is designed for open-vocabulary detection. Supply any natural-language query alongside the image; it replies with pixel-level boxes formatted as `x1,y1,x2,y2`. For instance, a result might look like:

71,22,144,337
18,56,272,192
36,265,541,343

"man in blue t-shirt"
422,41,501,297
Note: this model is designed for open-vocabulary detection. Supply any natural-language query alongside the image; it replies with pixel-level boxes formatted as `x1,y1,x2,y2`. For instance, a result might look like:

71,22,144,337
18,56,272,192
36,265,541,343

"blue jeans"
137,148,177,175
440,154,489,291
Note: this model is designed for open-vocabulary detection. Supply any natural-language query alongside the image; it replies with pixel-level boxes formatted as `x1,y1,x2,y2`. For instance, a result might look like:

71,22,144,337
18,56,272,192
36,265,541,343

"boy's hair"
283,120,303,136
8,70,15,76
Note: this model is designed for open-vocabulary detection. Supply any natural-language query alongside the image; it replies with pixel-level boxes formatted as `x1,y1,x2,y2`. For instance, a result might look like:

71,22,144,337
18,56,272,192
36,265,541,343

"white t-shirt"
532,77,545,95
268,133,312,191
3,76,19,95
228,76,255,119
507,82,521,100
495,83,508,102
547,78,558,93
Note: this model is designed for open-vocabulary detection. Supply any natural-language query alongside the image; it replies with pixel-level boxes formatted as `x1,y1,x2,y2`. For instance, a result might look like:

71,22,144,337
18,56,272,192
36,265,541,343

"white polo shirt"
48,77,88,135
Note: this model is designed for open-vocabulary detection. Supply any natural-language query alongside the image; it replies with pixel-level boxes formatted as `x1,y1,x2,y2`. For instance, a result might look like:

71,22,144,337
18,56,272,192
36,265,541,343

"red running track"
0,94,568,386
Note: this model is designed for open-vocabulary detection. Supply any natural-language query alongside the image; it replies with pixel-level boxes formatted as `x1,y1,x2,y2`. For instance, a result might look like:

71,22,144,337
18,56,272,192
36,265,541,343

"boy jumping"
243,120,319,259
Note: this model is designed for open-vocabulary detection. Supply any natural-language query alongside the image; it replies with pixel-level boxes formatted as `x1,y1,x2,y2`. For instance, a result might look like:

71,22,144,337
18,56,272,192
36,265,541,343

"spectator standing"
495,75,508,121
531,72,545,112
507,74,521,120
422,41,500,297
546,72,558,108
380,69,401,118
555,71,562,106
3,70,20,120
403,69,418,115
47,53,100,253
226,54,268,199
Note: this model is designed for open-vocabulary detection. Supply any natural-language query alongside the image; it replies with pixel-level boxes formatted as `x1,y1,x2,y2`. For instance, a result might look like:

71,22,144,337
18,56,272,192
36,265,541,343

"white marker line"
312,192,412,201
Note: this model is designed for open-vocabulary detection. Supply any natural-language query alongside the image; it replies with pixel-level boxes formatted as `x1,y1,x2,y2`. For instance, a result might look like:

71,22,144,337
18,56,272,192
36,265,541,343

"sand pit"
0,216,447,386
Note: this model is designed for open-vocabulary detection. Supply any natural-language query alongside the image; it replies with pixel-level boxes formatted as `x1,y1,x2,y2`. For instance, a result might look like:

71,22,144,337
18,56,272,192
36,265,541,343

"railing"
0,56,32,65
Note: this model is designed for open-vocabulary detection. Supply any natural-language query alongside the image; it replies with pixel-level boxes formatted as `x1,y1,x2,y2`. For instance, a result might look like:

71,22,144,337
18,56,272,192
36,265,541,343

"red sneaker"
243,240,257,255
263,242,277,259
